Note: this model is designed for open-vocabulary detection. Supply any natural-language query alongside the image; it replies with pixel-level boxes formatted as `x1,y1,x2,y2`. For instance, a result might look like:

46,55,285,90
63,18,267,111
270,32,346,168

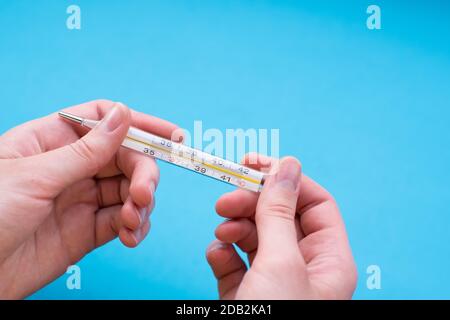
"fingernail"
139,207,147,222
146,203,153,219
149,180,156,194
275,158,301,192
139,204,153,223
99,103,124,132
207,241,229,252
133,228,143,243
147,182,156,217
139,182,155,221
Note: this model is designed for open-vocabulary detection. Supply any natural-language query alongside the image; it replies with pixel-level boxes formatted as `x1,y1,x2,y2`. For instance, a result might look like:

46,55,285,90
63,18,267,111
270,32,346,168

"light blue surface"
1,0,449,299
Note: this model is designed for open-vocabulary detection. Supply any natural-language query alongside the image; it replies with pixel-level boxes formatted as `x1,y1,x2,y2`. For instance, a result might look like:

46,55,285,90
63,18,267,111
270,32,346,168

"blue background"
1,0,449,299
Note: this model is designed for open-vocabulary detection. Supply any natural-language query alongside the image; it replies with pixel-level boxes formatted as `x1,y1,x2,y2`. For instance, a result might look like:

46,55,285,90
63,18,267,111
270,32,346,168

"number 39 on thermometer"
58,111,266,193
135,138,265,193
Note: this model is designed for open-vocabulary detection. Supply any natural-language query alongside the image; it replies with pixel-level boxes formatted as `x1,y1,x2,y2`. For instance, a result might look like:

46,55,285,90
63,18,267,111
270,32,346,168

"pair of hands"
0,100,356,299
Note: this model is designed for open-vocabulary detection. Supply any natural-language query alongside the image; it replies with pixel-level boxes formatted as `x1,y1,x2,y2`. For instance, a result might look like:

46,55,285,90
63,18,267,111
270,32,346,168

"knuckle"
128,182,139,197
93,99,115,108
324,191,337,204
119,178,130,203
283,156,302,171
263,252,304,272
93,99,116,117
242,152,258,165
259,202,295,221
170,128,185,143
70,139,101,174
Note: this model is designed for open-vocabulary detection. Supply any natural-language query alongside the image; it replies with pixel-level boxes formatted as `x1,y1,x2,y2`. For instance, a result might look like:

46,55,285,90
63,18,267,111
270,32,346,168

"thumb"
255,157,302,258
34,102,131,192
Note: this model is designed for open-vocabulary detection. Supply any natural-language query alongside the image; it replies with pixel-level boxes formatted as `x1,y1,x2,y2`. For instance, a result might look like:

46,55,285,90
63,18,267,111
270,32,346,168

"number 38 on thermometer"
59,111,266,192
137,138,265,193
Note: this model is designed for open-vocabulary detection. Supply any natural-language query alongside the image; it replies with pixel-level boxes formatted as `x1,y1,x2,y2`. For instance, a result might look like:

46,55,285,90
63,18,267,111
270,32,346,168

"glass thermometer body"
59,112,265,192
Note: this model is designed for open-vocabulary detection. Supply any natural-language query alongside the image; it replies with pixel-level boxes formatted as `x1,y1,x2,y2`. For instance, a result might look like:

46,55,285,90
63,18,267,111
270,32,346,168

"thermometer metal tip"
58,111,84,125
57,111,265,192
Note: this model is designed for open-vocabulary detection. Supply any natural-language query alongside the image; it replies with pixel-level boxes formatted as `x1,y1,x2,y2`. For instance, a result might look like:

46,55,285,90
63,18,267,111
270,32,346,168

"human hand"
0,100,179,298
206,155,357,299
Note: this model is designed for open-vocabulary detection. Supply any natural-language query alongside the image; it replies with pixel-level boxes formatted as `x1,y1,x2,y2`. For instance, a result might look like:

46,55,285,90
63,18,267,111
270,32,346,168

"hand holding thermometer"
58,112,266,192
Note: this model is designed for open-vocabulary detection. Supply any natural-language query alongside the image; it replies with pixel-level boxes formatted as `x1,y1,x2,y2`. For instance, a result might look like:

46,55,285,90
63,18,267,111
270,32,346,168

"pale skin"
206,154,357,299
0,100,180,299
0,100,356,299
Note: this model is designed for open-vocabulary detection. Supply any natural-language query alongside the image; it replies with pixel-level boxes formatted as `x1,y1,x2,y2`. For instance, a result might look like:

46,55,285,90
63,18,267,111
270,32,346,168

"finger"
0,99,181,159
96,147,158,218
215,190,259,219
297,175,342,234
120,196,142,231
63,99,181,141
217,154,346,245
134,219,151,245
26,103,131,194
214,153,276,219
216,154,333,221
298,200,350,263
96,175,129,208
241,152,276,172
215,218,258,264
95,205,123,247
219,154,355,292
206,240,247,300
297,178,353,265
83,101,179,179
3,100,124,156
119,219,151,248
119,228,137,248
215,219,258,253
116,150,158,209
254,157,303,258
131,111,181,142
297,181,357,297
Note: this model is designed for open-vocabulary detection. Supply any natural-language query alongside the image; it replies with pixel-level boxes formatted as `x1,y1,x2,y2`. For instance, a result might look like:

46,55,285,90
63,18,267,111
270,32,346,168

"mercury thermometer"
58,112,266,192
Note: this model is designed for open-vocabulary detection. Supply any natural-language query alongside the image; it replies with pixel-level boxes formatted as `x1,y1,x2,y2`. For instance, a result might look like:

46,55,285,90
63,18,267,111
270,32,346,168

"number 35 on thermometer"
59,112,266,192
